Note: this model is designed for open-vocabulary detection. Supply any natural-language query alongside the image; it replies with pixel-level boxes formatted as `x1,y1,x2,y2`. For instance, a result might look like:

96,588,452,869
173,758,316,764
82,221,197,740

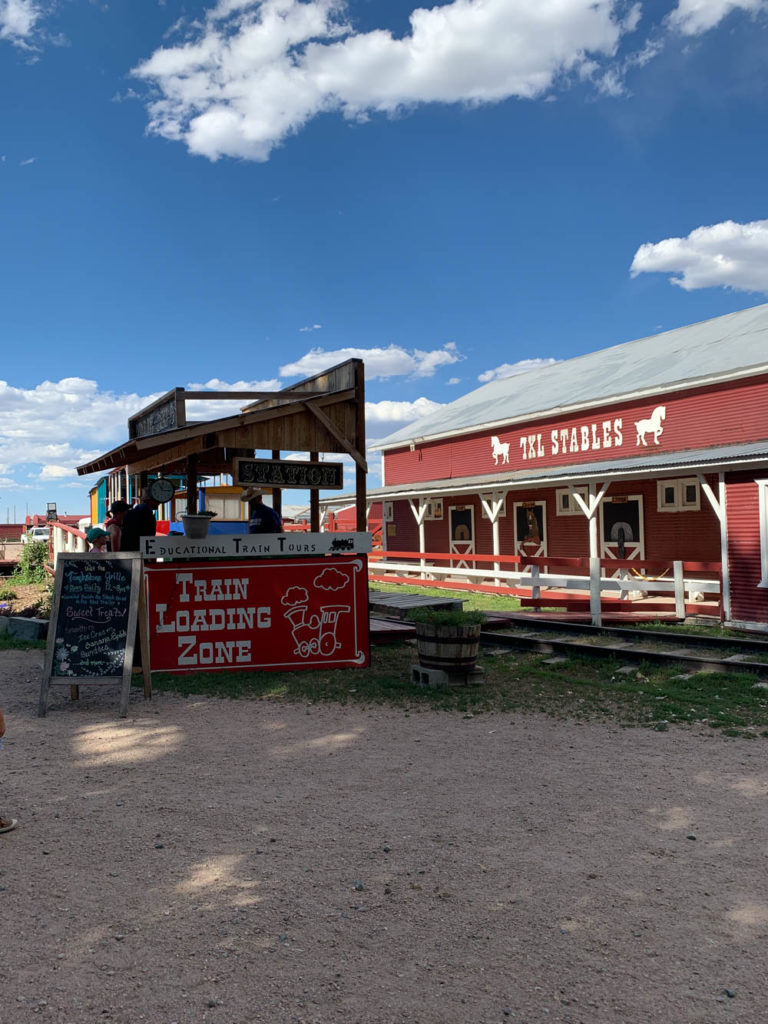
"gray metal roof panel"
377,303,768,449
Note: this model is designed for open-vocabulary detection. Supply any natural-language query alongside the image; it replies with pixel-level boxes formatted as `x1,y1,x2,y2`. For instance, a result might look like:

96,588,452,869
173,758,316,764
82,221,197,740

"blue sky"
2,0,768,520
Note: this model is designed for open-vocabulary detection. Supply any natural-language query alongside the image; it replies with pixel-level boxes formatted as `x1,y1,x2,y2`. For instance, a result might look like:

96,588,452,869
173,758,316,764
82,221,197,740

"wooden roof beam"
300,400,368,472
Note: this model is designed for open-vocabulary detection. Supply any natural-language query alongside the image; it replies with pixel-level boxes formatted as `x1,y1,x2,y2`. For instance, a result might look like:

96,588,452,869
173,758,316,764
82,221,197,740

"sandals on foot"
0,817,18,834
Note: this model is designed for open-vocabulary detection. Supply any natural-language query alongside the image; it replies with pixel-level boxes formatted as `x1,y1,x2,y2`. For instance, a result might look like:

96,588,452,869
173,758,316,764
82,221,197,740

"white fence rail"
369,552,721,626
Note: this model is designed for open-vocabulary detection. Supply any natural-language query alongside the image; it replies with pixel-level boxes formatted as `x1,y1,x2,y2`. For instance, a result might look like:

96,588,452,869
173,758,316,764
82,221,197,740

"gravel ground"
2,648,768,1024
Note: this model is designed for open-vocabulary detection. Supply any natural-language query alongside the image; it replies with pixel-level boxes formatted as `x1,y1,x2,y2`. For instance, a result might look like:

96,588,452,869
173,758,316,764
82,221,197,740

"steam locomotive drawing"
284,604,350,657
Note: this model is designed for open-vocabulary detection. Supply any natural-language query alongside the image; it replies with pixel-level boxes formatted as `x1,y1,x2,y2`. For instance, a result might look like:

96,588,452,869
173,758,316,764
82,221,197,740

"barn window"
556,486,588,515
657,478,700,512
424,498,443,521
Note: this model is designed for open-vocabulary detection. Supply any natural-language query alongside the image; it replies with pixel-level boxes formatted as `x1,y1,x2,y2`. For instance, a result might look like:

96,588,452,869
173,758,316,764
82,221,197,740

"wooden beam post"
309,452,320,532
355,360,367,532
271,449,282,520
186,454,198,514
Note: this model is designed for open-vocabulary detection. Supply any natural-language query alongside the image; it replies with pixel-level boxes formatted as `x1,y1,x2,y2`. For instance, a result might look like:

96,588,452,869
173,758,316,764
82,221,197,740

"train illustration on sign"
283,604,350,657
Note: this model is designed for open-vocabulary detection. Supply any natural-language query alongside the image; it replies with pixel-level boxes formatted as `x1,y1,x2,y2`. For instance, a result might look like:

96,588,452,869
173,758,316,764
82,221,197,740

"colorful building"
371,303,768,631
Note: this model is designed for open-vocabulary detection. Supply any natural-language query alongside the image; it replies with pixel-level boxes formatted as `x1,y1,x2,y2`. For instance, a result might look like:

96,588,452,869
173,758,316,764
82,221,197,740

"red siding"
0,524,25,542
385,374,768,486
726,474,768,625
385,480,722,565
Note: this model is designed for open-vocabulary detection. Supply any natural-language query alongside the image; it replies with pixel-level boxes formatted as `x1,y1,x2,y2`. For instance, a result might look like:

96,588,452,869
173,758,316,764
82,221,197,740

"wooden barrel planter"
413,620,482,673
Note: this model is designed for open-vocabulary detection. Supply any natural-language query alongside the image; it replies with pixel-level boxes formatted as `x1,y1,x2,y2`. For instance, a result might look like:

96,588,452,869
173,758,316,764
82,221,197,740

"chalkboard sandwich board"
39,553,144,718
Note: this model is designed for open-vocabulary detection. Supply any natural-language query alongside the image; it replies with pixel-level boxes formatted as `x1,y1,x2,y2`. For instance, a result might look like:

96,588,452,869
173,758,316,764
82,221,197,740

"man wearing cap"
242,487,283,534
120,489,160,552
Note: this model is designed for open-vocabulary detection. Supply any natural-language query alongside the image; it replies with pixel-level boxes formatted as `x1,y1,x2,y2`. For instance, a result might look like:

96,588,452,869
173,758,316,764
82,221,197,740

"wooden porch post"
271,449,282,520
355,360,367,532
310,451,320,532
186,455,198,514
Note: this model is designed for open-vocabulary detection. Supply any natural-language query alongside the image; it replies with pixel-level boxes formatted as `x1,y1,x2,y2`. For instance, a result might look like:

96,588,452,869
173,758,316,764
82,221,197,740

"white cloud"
299,323,323,332
0,377,287,502
668,0,768,36
280,342,462,379
183,376,282,418
630,219,768,293
0,379,158,498
365,396,443,425
0,0,41,46
0,375,434,512
132,0,632,162
477,357,559,383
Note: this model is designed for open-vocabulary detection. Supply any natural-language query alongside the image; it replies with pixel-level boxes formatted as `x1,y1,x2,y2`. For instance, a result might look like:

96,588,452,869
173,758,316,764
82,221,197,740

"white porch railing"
51,522,88,567
369,550,721,625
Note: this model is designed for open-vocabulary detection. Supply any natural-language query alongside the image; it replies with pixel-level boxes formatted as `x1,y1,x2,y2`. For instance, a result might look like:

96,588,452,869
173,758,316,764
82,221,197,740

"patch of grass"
149,641,768,737
0,633,46,651
371,582,522,614
623,619,749,640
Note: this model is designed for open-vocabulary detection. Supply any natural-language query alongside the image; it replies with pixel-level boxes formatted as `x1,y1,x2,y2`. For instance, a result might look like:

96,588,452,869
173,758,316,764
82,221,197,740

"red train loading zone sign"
234,457,344,489
143,557,369,674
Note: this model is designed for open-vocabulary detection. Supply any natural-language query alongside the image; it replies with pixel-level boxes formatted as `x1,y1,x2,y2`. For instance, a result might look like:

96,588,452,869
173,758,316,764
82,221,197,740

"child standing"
0,706,18,834
86,527,109,552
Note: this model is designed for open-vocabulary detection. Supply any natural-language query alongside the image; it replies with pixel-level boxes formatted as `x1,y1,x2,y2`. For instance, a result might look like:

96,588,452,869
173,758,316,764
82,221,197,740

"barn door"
600,495,644,569
449,505,475,569
513,501,547,558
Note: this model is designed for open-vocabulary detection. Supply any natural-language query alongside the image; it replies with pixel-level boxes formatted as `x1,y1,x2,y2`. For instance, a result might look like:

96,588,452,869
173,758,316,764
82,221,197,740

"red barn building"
370,303,768,631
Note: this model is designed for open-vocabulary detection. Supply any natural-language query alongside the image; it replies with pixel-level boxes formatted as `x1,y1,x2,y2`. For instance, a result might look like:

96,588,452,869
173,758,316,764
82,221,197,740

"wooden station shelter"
366,303,768,632
77,359,368,531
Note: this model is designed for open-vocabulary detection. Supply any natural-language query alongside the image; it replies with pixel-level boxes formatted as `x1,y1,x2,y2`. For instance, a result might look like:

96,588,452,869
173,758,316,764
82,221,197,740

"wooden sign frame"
39,553,148,718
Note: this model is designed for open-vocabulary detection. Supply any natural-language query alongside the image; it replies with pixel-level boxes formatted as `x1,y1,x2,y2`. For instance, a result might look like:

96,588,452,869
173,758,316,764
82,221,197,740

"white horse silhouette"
635,405,666,446
491,435,510,465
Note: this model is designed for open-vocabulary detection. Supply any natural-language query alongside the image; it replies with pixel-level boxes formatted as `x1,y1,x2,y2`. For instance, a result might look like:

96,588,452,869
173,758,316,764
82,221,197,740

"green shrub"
0,585,18,600
11,540,49,584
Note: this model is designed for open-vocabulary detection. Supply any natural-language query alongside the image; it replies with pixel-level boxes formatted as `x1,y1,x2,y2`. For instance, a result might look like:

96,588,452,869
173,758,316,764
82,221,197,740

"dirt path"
2,650,767,1023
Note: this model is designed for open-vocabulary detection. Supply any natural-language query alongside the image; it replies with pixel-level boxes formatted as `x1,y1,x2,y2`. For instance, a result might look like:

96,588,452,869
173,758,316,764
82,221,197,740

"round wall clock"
149,477,176,503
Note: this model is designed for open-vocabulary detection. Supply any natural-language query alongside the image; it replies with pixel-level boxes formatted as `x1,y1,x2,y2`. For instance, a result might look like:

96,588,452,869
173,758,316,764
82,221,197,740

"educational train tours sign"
143,556,369,674
141,532,371,560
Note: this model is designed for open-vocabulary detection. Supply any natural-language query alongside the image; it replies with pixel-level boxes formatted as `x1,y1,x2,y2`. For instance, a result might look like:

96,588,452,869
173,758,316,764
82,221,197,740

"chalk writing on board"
51,560,135,678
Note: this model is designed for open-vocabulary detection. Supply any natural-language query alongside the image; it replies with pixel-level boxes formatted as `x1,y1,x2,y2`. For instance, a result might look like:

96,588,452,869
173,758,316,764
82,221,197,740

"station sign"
234,457,344,489
143,556,369,674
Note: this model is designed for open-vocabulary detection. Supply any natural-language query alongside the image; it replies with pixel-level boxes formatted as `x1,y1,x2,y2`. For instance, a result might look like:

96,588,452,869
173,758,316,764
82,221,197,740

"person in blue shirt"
242,487,283,533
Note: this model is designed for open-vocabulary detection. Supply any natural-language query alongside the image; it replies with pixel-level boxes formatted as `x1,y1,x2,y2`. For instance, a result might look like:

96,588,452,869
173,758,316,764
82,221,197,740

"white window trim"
657,477,700,513
757,479,768,588
556,486,588,516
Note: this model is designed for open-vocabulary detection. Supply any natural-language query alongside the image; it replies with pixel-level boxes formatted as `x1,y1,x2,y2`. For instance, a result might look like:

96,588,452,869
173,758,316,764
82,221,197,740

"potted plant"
179,509,217,539
406,607,486,676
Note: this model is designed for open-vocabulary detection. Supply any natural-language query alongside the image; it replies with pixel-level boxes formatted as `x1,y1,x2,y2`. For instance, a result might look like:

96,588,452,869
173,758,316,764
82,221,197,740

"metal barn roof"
376,302,768,450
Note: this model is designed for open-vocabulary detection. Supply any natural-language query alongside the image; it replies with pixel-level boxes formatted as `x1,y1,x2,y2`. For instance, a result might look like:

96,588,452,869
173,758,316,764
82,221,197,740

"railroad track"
478,616,768,677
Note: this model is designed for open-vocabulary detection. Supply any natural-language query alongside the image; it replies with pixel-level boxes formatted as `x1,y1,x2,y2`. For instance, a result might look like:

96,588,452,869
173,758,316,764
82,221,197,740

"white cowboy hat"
240,486,263,501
